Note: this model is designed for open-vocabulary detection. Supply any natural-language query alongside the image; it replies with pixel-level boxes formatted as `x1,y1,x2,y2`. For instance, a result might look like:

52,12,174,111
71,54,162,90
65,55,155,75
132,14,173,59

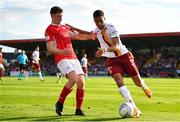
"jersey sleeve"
45,27,55,42
64,25,78,39
109,25,119,38
92,28,98,34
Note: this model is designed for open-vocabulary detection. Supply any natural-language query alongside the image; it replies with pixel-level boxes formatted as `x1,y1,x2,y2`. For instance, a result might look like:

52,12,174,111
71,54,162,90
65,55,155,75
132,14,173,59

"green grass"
0,76,180,121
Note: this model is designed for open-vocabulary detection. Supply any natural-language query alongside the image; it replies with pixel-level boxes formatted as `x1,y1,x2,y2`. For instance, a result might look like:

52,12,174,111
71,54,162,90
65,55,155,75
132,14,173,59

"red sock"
0,70,3,78
76,88,85,109
58,85,72,104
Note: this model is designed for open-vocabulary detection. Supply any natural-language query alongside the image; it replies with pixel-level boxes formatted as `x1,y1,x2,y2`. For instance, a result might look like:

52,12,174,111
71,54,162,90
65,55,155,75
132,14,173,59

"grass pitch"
0,76,180,121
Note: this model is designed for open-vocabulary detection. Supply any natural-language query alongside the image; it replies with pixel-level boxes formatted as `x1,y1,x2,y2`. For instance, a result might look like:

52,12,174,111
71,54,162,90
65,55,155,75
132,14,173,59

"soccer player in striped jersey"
31,46,44,81
66,10,152,118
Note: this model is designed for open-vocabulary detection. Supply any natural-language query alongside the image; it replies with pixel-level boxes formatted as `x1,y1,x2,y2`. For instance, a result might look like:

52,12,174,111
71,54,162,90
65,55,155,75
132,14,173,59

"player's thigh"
22,64,27,71
19,64,24,71
0,64,4,70
57,60,78,85
71,59,84,75
82,67,88,74
57,59,75,76
66,71,78,85
122,54,139,77
107,58,124,76
34,63,41,71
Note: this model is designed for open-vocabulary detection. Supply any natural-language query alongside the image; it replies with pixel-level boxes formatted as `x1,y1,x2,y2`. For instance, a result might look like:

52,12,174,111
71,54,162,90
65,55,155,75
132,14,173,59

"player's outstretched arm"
72,33,96,41
66,24,91,34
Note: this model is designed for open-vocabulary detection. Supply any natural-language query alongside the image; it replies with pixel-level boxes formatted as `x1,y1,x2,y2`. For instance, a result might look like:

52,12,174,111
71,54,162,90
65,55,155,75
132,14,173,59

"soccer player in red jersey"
66,10,152,118
0,47,5,81
45,6,95,116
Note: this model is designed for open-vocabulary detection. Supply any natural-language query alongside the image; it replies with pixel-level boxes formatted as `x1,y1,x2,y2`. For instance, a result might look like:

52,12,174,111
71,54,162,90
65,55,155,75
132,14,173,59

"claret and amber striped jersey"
93,23,128,58
32,51,39,63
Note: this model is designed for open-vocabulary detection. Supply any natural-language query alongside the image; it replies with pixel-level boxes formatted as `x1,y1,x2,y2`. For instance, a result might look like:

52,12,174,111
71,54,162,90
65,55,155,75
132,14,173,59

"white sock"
56,73,59,78
24,71,29,80
119,85,137,109
38,71,43,80
85,74,88,80
140,79,148,89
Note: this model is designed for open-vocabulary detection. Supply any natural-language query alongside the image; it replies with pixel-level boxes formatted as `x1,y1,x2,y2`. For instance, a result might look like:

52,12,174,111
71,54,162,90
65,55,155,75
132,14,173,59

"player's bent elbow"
46,45,53,53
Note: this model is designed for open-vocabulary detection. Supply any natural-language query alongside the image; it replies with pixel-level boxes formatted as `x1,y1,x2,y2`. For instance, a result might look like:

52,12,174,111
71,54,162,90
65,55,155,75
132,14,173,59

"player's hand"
95,48,104,57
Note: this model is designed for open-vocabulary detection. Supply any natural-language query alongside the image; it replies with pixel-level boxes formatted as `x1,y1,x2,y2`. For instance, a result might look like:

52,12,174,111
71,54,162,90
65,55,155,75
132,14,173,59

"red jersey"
0,52,3,64
45,24,77,64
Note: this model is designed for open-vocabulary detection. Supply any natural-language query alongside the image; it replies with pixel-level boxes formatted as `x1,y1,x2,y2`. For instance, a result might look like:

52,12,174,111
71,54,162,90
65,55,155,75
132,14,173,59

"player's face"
36,47,39,51
52,12,63,24
94,16,105,30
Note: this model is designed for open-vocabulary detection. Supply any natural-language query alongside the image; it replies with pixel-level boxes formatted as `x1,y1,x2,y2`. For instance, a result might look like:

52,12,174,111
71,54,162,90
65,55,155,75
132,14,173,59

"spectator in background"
0,47,5,81
31,46,44,81
81,54,91,80
17,50,28,80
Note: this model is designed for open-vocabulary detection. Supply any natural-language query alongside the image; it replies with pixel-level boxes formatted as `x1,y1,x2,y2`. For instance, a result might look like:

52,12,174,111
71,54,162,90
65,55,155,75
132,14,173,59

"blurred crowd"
2,48,180,78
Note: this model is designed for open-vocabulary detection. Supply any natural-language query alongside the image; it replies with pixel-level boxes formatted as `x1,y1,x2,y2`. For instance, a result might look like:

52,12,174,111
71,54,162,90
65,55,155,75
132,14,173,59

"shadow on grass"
74,117,124,121
0,115,124,121
0,114,73,121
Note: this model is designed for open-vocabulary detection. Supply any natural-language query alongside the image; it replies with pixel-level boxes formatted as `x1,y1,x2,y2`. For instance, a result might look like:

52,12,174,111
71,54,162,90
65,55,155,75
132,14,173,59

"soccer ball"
119,102,134,118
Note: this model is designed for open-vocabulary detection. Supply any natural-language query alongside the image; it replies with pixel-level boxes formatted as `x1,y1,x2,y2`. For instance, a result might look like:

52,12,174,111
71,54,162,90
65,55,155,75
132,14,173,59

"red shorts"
106,52,139,77
31,62,41,71
82,67,88,74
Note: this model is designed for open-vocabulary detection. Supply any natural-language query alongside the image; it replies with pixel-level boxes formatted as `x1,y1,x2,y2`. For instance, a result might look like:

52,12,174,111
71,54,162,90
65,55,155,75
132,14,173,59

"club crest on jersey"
112,31,117,35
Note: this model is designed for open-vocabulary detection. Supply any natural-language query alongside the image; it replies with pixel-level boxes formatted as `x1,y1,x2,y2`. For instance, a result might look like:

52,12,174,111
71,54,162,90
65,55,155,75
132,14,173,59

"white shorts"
57,59,84,75
0,64,4,70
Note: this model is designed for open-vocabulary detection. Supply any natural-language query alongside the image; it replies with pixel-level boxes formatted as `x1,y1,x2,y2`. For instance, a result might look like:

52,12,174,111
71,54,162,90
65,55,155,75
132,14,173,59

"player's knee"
69,76,78,86
70,78,78,85
76,75,85,89
77,81,85,89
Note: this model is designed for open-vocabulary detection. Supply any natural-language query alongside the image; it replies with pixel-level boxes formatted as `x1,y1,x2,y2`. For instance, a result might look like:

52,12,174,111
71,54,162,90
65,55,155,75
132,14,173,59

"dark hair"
50,6,63,15
93,10,104,18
